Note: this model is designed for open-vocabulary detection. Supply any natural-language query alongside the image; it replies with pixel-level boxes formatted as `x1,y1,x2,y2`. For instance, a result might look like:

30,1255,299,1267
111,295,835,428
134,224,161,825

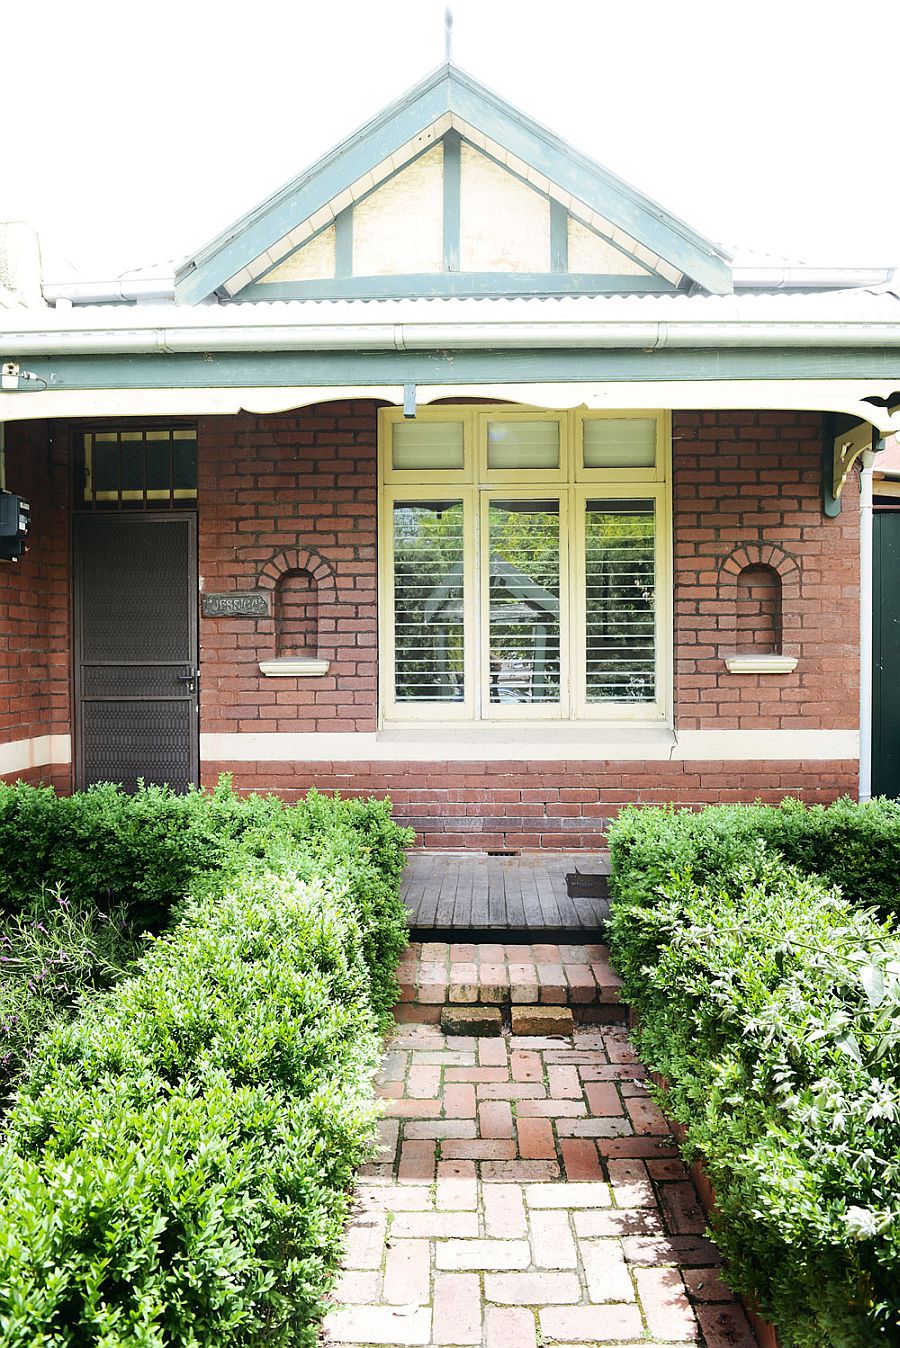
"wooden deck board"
403,850,610,933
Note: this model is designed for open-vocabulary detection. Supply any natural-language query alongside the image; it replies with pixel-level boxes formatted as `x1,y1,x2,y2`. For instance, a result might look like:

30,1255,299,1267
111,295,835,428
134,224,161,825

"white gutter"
41,278,176,306
732,267,896,290
5,318,900,356
859,447,876,802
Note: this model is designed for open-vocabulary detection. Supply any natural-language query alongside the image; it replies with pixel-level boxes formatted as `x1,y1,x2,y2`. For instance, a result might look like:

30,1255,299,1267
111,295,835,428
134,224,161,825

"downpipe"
859,448,876,802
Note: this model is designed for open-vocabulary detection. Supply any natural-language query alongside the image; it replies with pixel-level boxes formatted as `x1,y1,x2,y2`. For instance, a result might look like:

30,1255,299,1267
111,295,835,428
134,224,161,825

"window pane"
119,432,144,494
146,433,171,493
487,420,559,470
393,421,464,471
89,433,119,495
585,499,655,702
173,430,198,492
393,501,465,702
583,418,656,469
488,499,560,704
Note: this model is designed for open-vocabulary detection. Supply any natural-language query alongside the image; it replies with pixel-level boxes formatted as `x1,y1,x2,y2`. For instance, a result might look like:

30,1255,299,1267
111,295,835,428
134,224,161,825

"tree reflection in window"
488,499,560,704
393,501,465,701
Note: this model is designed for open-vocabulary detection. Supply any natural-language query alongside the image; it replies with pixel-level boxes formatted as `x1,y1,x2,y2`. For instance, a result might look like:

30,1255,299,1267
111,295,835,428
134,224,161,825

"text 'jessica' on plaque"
201,591,270,618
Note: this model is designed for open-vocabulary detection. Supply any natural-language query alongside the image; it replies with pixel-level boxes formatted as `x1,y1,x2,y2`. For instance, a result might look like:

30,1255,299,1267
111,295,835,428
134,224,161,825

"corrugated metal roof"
7,286,900,333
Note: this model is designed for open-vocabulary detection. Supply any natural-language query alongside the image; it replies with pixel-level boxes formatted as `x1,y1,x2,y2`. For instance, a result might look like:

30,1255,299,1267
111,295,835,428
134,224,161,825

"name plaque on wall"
201,590,270,618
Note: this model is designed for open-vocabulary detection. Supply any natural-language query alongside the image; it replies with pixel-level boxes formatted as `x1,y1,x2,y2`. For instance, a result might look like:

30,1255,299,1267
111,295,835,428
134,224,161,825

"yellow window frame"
377,404,672,727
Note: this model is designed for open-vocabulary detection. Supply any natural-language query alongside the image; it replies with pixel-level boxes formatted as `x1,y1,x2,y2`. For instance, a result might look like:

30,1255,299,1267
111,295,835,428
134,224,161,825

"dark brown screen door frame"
73,512,199,792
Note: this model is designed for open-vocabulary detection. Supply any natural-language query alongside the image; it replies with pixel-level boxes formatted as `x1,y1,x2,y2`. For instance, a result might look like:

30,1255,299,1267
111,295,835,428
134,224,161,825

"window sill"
376,722,676,760
723,654,798,675
258,657,330,677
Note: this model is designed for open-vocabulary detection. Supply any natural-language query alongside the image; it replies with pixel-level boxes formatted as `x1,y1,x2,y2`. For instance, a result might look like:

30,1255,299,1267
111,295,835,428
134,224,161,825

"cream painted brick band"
200,728,858,763
0,734,72,776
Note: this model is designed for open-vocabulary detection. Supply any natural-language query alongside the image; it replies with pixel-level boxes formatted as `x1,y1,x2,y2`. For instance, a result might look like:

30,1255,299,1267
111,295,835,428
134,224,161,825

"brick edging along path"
323,945,759,1348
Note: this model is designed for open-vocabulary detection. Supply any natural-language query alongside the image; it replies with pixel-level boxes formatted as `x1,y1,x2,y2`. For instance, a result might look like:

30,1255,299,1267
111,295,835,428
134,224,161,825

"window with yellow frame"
378,405,671,724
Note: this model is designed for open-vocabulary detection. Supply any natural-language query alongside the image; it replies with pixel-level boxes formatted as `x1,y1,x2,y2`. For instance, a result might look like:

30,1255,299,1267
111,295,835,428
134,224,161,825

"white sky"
3,0,899,281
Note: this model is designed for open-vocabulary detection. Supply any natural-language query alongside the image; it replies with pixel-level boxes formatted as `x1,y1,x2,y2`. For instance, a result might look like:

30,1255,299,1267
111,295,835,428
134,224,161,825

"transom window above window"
379,406,670,724
79,428,197,509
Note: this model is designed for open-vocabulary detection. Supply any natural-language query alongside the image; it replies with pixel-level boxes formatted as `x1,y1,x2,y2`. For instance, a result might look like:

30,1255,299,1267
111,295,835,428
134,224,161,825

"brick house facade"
0,65,896,839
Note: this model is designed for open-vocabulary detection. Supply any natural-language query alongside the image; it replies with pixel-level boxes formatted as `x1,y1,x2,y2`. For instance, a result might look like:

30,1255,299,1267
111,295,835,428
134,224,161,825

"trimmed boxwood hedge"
0,780,411,1346
608,795,900,922
608,803,900,1347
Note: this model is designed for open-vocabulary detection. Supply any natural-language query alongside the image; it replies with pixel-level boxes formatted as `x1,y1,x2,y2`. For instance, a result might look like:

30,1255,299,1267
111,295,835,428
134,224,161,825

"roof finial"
444,6,453,64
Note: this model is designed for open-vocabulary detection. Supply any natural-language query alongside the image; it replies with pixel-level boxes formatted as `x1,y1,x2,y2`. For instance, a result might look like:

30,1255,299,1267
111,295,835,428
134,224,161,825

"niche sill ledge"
724,654,797,675
259,658,330,678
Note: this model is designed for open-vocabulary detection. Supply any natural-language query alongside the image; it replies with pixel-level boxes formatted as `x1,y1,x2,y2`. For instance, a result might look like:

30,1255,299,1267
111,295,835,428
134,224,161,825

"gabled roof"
174,64,733,305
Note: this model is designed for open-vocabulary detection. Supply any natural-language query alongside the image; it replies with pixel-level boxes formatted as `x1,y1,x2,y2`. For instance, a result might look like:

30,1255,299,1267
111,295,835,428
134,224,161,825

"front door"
873,511,900,798
74,514,199,791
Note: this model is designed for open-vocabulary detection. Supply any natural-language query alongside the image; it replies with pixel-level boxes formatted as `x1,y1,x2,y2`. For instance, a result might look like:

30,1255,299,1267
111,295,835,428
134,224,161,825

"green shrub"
608,795,900,922
608,811,900,1346
0,778,411,1343
0,868,382,1347
0,778,285,924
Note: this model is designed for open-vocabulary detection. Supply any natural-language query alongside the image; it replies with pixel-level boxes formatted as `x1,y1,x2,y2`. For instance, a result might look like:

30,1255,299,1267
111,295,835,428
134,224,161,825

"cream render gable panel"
458,144,550,273
262,225,336,283
567,218,652,277
243,128,667,292
353,144,444,276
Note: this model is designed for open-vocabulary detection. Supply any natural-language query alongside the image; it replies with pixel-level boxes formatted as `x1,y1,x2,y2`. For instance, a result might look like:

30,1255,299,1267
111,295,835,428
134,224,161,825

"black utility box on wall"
0,492,30,561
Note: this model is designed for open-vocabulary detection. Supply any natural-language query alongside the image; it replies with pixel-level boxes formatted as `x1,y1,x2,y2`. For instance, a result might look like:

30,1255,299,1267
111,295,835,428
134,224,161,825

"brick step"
396,940,626,1026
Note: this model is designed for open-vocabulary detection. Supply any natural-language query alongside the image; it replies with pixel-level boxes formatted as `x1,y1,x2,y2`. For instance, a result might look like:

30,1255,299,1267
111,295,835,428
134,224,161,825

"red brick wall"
198,403,379,735
2,405,860,831
0,419,71,788
198,404,859,843
673,410,859,730
200,757,856,848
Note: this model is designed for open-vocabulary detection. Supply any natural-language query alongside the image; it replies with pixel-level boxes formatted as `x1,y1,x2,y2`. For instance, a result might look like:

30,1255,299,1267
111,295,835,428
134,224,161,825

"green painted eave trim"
335,209,353,279
175,63,732,305
233,273,679,301
14,346,900,393
443,130,461,272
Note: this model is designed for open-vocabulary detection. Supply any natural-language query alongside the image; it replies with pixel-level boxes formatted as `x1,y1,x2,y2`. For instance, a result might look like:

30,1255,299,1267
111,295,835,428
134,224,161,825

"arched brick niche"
736,564,780,654
257,548,338,664
718,544,800,665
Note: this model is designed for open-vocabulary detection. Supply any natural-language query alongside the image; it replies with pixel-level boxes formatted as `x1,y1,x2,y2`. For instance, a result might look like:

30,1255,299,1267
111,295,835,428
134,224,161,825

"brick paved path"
324,995,758,1346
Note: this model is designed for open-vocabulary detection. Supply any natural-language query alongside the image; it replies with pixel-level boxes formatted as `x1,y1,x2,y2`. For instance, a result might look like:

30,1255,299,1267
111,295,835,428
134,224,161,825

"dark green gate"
873,512,900,797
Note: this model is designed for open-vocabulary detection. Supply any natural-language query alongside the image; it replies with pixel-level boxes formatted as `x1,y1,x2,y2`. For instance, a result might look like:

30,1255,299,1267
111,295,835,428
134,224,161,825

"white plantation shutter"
392,500,465,702
584,499,656,702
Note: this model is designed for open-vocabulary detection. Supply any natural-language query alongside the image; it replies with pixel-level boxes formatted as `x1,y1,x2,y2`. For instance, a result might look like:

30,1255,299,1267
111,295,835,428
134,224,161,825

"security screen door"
73,514,199,791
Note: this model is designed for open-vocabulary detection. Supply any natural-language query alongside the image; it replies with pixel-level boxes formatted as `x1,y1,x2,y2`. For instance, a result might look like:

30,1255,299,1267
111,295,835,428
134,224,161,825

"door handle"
176,671,199,691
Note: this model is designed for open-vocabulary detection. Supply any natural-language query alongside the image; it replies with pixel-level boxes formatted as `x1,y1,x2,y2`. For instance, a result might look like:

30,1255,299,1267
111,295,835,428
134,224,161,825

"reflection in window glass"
393,501,465,702
585,499,655,701
487,420,559,470
488,499,560,704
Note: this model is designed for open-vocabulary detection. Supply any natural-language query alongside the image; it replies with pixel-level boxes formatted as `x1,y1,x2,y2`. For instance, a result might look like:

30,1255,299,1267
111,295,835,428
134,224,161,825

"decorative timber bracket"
823,414,880,517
